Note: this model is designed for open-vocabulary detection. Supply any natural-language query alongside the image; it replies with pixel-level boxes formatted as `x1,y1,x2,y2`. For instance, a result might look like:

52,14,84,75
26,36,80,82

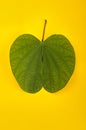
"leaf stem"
42,19,47,42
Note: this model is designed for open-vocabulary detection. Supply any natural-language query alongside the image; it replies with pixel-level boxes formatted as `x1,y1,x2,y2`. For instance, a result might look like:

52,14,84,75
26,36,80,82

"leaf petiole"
42,19,47,42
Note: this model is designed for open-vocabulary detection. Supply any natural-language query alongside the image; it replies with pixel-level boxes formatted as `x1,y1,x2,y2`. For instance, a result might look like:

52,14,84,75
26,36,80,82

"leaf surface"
10,34,75,93
42,35,75,92
10,34,43,93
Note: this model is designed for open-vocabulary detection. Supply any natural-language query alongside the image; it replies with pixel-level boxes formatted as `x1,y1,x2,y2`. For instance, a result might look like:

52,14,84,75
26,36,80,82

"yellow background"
0,0,86,130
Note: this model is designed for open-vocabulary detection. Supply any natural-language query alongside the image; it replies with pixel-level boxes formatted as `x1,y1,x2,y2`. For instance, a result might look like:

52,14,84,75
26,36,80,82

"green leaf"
10,34,75,93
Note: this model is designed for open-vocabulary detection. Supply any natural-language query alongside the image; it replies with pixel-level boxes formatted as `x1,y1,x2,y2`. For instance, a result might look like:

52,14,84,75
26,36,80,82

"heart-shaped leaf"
10,20,75,93
10,34,75,93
